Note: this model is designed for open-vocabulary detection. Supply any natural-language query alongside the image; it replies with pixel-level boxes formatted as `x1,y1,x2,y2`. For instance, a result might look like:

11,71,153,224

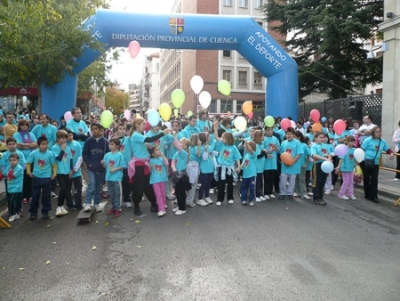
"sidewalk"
0,168,399,209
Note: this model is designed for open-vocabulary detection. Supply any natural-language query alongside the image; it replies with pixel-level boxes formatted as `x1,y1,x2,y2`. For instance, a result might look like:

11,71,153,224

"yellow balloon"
159,103,172,121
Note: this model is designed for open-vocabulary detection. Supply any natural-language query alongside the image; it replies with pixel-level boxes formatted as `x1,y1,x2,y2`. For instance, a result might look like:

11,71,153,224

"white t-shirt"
358,123,376,143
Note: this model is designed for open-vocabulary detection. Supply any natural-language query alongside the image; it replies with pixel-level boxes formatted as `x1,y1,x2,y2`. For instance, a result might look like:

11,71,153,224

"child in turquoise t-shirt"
149,145,169,217
240,141,257,206
5,153,23,222
102,138,125,218
336,136,357,200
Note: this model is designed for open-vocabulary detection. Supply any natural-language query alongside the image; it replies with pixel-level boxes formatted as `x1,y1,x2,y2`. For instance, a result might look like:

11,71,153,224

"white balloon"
234,116,247,132
22,96,27,102
354,148,365,163
199,91,212,109
190,75,204,95
290,120,296,129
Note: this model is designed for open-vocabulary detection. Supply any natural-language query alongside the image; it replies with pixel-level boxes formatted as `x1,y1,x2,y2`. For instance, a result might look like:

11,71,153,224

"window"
254,0,263,9
156,63,159,72
223,70,231,82
223,50,231,57
239,0,248,8
238,71,247,85
223,0,232,6
254,72,262,85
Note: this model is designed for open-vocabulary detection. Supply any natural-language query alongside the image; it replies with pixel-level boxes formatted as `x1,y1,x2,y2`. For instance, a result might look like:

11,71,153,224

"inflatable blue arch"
42,9,298,119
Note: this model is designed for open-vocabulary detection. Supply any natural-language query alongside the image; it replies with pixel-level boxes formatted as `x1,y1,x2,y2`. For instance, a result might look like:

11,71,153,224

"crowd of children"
1,108,394,223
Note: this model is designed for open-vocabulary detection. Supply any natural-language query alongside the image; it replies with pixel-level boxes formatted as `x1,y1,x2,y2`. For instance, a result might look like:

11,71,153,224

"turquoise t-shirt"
31,124,58,149
196,120,212,133
0,150,26,172
173,149,188,172
131,131,149,159
256,142,265,174
66,119,89,147
298,142,310,168
306,144,313,171
321,143,334,157
310,143,325,164
166,132,184,159
13,131,37,160
5,164,23,193
361,137,391,165
339,147,356,172
306,133,314,143
216,142,242,166
183,125,200,137
263,136,280,170
104,152,125,182
280,139,303,175
199,141,215,174
67,140,82,178
119,136,131,168
149,156,168,184
27,149,55,178
189,145,200,163
51,144,72,175
0,119,6,142
146,130,162,148
328,132,335,146
242,152,257,179
334,130,352,145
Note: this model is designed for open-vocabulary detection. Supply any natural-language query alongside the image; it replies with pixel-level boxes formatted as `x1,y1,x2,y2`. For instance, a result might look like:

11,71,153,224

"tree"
0,0,108,110
105,87,129,116
265,0,383,99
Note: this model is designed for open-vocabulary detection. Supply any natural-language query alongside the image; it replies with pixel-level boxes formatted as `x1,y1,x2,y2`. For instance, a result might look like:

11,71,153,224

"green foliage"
105,87,129,116
265,0,383,99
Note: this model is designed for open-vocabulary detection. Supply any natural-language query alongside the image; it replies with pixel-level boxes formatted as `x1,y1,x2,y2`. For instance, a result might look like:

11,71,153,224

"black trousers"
175,179,187,210
360,162,379,200
122,169,131,203
71,176,83,208
312,163,328,201
131,166,157,208
263,169,278,195
217,167,234,202
396,150,400,179
57,174,73,208
22,169,32,199
256,172,263,197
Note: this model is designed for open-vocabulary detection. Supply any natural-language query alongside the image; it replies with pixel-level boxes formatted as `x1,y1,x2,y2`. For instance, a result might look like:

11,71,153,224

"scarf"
20,131,32,143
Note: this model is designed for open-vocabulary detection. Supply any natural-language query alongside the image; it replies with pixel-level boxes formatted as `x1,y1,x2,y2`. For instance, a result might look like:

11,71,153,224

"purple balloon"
334,144,349,157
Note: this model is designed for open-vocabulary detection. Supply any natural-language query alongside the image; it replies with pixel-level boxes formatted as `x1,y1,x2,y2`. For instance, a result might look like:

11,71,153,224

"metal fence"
298,94,382,126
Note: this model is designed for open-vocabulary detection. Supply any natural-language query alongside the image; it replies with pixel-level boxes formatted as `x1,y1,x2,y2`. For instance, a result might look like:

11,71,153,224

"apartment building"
140,53,160,112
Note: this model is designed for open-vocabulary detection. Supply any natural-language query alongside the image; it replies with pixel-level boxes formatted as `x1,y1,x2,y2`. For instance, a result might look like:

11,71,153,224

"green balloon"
264,115,275,127
187,110,193,118
218,80,231,96
100,110,113,129
171,89,185,108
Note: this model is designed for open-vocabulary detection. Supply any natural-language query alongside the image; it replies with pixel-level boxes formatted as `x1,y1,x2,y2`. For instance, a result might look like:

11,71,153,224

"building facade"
128,84,140,111
160,0,285,117
140,53,160,111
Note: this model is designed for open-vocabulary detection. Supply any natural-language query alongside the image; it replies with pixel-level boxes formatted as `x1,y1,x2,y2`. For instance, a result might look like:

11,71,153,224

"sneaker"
29,213,37,221
331,186,334,190
349,195,357,200
94,204,102,213
308,192,313,196
338,195,349,200
302,195,311,200
23,198,29,204
101,192,109,199
196,199,208,207
51,191,58,198
172,207,179,212
42,212,49,219
205,197,213,204
269,194,276,199
150,206,158,213
125,202,132,208
325,190,331,195
107,208,116,215
393,178,399,182
263,195,270,200
255,197,262,203
215,201,222,206
14,214,20,220
175,210,186,216
8,214,17,222
114,210,121,218
228,199,234,204
134,207,143,216
293,193,299,197
209,188,214,194
158,211,166,217
60,206,69,215
278,195,286,200
166,195,176,200
259,196,266,201
287,195,293,200
173,199,178,204
165,204,168,209
249,201,255,207
232,181,237,186
241,201,247,205
55,206,63,216
83,203,92,212
186,203,196,208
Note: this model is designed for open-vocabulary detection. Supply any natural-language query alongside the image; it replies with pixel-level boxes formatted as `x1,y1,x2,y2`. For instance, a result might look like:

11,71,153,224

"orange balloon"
242,101,253,115
227,111,231,116
312,122,322,132
280,152,294,166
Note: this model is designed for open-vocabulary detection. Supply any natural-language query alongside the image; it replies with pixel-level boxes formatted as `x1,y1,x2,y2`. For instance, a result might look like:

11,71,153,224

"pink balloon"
144,121,151,132
64,111,73,122
248,112,254,119
280,118,291,131
123,109,131,120
333,119,346,135
310,109,321,122
128,41,141,59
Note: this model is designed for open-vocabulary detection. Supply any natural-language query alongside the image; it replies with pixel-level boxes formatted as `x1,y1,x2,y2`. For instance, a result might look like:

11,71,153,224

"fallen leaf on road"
18,268,25,271
2,267,5,269
286,207,289,210
135,220,140,224
96,220,99,224
185,222,190,226
136,246,142,248
52,242,56,245
47,224,51,227
130,218,133,221
46,261,50,265
105,221,109,226
92,246,97,250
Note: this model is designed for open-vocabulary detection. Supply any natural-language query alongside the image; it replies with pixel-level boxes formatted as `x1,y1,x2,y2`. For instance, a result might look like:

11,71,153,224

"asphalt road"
1,186,400,301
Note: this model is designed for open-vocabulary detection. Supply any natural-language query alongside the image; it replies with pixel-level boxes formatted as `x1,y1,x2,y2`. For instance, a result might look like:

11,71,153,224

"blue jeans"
240,176,255,202
108,181,121,210
85,171,104,205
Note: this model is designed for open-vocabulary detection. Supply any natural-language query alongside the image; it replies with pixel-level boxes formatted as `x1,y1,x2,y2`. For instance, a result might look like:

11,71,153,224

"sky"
107,0,176,91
